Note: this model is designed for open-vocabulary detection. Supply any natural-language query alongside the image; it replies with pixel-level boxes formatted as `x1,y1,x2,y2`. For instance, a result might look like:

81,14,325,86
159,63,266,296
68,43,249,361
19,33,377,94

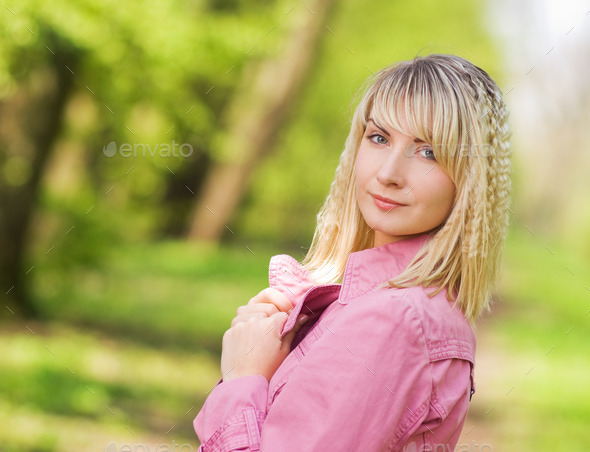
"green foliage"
0,0,292,252
236,0,500,244
1,0,501,251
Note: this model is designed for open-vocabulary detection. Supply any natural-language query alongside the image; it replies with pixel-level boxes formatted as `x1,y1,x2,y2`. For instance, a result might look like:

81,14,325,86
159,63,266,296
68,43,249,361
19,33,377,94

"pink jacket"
194,233,476,451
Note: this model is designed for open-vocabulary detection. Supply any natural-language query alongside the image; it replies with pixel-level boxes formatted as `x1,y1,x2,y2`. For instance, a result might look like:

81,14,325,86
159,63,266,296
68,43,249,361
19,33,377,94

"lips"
371,194,407,211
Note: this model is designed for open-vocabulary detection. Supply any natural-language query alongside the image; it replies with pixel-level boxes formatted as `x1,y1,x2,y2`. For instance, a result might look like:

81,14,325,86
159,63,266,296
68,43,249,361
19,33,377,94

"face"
355,117,456,247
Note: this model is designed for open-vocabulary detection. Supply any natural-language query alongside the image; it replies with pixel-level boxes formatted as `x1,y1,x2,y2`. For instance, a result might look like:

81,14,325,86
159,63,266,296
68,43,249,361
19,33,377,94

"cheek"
425,172,456,213
355,143,382,182
354,149,370,187
436,178,456,214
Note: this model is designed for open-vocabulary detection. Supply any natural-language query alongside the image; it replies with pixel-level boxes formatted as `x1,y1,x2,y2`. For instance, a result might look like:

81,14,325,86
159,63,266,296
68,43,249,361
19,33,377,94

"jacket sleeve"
194,289,433,451
194,374,269,451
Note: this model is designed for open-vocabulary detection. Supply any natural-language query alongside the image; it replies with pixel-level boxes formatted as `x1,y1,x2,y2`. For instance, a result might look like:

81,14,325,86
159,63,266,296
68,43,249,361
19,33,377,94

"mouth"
371,194,407,211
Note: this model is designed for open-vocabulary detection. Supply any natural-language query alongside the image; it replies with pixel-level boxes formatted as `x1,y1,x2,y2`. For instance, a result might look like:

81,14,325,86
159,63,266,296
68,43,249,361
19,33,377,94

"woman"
194,54,511,451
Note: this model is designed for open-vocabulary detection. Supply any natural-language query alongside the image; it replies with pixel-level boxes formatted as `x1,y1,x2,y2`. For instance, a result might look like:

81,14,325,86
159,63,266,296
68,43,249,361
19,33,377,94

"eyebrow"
367,118,425,144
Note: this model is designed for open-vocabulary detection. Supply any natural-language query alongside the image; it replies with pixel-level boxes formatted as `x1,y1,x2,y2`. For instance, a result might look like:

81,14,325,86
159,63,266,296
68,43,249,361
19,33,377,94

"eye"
417,146,436,161
367,133,388,145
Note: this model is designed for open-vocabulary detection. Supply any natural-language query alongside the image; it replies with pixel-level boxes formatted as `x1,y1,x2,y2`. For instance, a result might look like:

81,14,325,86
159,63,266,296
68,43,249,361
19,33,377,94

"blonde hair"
302,54,511,323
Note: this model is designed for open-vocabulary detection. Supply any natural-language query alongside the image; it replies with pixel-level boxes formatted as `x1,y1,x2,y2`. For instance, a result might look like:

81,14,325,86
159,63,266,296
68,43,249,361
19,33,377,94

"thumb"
281,314,310,347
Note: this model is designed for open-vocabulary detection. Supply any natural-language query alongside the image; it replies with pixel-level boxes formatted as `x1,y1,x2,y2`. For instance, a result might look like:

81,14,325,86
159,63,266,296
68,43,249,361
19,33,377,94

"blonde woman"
194,54,511,451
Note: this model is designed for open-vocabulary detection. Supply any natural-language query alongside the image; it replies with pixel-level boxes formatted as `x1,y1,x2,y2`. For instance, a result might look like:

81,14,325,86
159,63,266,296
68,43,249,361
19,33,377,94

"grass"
1,229,589,450
0,321,219,451
32,240,281,353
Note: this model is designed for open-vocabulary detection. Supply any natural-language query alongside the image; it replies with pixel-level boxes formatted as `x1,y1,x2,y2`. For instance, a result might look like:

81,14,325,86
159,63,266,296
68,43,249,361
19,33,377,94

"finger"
293,314,310,333
236,303,278,318
281,314,310,350
248,287,292,313
268,311,289,332
230,312,268,327
248,288,292,312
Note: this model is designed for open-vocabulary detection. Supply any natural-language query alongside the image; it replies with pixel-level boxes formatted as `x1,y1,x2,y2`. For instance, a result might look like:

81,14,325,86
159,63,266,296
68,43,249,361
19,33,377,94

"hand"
230,288,293,327
221,310,309,382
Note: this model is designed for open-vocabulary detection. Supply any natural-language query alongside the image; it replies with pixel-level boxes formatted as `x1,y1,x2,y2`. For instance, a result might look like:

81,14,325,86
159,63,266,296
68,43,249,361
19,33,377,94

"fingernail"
299,315,309,324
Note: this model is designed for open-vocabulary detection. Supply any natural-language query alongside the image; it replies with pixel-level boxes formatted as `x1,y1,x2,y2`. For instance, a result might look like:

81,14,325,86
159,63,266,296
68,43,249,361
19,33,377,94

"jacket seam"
387,399,430,451
340,259,407,304
243,407,261,451
270,254,312,283
281,284,340,337
429,393,447,423
427,339,475,363
339,252,355,303
341,280,396,304
203,409,266,452
300,285,341,315
387,299,433,449
428,362,445,421
268,331,313,403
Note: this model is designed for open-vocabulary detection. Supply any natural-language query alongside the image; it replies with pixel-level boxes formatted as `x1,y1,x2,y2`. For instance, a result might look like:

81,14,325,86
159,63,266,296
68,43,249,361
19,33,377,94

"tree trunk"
187,0,337,242
0,37,77,318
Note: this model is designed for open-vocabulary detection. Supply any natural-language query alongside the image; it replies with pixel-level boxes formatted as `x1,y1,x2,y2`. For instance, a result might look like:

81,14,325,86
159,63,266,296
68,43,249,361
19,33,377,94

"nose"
375,143,412,187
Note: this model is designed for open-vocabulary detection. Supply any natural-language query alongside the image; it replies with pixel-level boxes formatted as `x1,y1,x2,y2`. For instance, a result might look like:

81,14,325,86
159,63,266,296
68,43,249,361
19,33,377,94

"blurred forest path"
457,316,507,450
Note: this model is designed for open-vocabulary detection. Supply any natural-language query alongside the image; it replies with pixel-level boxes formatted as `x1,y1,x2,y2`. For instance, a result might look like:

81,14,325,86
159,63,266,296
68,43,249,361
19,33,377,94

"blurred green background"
1,0,589,450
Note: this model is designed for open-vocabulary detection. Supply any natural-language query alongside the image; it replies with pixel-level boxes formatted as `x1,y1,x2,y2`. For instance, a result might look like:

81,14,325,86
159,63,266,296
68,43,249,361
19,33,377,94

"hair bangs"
363,60,469,174
364,69,433,145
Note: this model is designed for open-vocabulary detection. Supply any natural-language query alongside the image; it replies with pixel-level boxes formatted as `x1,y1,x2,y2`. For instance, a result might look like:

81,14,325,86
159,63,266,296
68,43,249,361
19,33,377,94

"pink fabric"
194,233,476,451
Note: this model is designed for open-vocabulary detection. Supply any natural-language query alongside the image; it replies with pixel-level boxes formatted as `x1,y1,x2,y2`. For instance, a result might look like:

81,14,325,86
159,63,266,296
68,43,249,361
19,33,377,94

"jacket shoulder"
406,286,475,361
331,286,431,360
350,285,476,362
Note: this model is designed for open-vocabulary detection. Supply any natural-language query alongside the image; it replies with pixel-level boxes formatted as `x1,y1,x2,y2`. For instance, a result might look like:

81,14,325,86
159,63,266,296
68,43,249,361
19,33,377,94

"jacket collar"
269,233,432,306
338,232,432,304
